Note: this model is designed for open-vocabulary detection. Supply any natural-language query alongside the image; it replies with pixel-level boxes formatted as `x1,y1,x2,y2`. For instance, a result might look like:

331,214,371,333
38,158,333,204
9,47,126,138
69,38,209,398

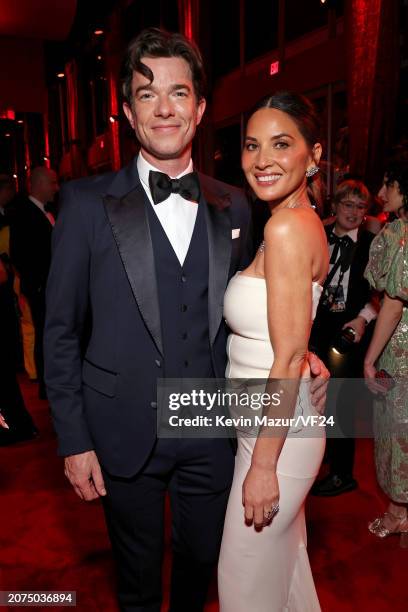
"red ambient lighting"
270,61,280,76
0,109,15,120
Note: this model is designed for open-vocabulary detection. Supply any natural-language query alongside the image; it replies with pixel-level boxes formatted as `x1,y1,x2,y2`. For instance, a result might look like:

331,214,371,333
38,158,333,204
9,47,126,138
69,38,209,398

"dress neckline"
236,271,323,290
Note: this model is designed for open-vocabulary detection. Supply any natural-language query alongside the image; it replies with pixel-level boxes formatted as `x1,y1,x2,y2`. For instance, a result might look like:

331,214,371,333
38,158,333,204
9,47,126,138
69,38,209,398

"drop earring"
306,166,319,178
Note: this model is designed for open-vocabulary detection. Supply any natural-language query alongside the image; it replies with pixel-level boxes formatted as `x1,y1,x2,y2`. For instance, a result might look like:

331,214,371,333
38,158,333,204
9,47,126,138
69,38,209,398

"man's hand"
64,450,107,501
307,352,330,415
344,316,366,343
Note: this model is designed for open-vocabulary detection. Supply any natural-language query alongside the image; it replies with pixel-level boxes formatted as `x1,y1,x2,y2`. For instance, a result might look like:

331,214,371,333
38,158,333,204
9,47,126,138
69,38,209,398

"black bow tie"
329,233,353,264
148,170,201,205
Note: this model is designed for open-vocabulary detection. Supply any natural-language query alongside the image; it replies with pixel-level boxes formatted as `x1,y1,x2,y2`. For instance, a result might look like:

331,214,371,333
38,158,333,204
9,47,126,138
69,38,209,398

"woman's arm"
242,210,315,527
364,293,403,385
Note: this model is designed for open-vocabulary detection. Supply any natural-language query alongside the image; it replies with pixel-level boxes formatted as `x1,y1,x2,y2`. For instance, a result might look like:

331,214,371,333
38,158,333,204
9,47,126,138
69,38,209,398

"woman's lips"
254,173,282,185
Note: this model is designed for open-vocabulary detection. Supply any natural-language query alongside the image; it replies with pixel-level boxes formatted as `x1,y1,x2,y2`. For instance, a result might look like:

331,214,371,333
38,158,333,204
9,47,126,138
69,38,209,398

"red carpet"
0,376,406,611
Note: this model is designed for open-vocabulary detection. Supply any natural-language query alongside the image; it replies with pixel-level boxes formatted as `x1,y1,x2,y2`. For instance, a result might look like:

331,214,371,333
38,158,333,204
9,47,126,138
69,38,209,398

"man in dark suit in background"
10,166,58,399
44,28,327,612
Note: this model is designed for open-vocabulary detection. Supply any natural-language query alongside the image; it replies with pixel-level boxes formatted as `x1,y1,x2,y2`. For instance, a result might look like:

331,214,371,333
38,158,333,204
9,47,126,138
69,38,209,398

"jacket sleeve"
44,182,94,456
238,192,254,270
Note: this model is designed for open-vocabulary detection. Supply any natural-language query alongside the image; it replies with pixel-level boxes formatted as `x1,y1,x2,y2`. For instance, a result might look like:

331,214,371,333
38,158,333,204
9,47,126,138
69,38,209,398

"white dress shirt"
329,227,376,324
137,153,198,266
28,195,55,226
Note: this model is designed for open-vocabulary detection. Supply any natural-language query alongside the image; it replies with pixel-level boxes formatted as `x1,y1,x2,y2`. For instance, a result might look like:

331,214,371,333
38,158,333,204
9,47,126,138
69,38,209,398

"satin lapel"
103,184,163,355
201,179,232,346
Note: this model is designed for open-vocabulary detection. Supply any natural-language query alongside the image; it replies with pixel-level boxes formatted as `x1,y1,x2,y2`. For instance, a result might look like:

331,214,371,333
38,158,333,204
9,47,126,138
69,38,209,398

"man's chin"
144,146,190,162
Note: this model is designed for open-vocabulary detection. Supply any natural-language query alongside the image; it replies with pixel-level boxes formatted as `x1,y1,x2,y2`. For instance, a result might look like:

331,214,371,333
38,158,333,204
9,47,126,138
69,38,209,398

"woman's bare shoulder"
264,206,321,242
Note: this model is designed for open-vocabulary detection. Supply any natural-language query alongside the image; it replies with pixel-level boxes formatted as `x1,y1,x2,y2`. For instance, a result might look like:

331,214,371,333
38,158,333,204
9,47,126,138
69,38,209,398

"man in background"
10,167,59,399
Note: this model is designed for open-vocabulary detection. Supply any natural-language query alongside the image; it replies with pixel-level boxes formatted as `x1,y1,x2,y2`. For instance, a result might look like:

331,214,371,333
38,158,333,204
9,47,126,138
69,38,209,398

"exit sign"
270,61,280,76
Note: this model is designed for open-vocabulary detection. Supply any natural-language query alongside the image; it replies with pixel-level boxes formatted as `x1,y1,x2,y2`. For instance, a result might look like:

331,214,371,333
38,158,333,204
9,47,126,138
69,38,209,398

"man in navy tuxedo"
44,28,327,612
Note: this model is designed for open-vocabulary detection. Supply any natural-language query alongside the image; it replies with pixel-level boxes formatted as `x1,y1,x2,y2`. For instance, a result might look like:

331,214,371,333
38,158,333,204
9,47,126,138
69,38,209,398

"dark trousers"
325,379,356,478
311,312,372,480
102,437,234,612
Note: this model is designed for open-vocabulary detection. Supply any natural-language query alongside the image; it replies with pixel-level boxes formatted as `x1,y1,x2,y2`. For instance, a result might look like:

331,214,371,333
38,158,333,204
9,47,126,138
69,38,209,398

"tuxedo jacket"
9,195,53,299
44,159,252,477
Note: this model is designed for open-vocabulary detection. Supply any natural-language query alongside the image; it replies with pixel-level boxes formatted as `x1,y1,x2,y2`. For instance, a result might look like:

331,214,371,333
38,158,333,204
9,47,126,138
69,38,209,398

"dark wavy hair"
383,157,408,215
121,27,206,105
249,91,323,210
252,91,321,149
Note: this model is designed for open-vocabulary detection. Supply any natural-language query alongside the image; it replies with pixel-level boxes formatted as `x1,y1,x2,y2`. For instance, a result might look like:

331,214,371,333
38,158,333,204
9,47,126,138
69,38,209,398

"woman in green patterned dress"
364,158,408,547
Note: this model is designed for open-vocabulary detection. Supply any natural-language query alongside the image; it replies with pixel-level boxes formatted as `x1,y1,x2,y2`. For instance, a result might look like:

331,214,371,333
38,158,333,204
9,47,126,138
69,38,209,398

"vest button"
155,359,161,367
181,304,187,312
182,332,188,340
150,401,157,409
181,274,187,282
184,360,189,367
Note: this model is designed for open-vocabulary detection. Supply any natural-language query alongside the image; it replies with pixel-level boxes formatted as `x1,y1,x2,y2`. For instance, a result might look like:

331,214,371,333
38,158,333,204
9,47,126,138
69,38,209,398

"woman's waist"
227,333,273,373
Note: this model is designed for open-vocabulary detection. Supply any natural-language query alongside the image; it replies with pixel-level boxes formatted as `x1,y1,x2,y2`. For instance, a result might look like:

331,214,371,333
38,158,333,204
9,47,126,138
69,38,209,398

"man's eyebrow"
134,84,154,95
133,83,192,95
170,83,191,90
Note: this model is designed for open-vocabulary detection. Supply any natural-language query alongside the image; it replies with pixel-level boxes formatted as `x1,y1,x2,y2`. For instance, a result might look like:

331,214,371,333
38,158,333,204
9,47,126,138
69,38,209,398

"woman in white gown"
218,92,329,611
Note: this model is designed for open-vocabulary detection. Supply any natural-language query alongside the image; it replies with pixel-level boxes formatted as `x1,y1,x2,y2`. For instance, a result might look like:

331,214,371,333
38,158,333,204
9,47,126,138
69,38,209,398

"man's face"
123,56,206,166
38,170,59,203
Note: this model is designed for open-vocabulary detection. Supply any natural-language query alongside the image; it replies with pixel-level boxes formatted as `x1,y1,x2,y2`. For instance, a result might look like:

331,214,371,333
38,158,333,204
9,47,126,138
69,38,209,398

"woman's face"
241,108,321,204
333,194,368,234
378,176,404,214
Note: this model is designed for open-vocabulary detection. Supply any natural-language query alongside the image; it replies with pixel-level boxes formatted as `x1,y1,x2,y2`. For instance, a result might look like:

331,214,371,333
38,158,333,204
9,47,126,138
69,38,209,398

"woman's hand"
0,411,9,430
363,361,386,394
242,464,279,529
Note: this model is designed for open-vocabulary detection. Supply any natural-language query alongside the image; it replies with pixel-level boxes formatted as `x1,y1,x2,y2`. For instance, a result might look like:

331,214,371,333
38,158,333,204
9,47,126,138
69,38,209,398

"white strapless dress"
218,273,325,612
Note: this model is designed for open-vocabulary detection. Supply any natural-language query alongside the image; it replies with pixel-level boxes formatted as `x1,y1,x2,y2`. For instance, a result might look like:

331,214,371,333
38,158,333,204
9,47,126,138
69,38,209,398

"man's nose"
155,94,174,117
